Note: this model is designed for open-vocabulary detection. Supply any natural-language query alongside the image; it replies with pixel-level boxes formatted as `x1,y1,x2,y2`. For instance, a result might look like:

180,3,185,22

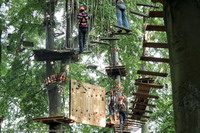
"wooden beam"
130,10,149,17
100,37,120,41
133,92,159,99
127,118,148,122
130,108,153,113
140,56,170,63
143,42,168,48
126,120,145,125
128,114,150,119
137,70,168,77
151,0,164,4
90,41,109,45
146,25,166,31
135,78,154,83
149,11,164,18
131,101,156,107
111,32,132,36
136,3,159,8
22,41,34,47
135,82,163,88
113,25,132,31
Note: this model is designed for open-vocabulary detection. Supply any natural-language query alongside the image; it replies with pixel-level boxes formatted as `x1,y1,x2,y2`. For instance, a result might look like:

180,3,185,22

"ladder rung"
136,3,159,8
143,42,168,48
111,32,132,36
135,82,163,88
140,56,169,63
133,92,159,99
100,37,120,41
137,70,168,77
128,114,150,119
131,101,156,107
90,41,109,45
146,25,166,31
149,11,164,18
130,10,149,17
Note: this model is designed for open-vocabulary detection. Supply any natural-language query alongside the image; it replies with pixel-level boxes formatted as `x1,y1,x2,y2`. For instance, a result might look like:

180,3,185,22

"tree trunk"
141,123,149,133
164,0,200,132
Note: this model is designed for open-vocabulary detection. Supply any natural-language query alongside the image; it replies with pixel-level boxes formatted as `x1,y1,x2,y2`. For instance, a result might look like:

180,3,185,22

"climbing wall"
70,79,106,127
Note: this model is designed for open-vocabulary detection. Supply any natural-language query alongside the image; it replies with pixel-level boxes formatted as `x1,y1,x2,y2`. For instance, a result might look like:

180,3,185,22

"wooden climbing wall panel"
70,79,106,127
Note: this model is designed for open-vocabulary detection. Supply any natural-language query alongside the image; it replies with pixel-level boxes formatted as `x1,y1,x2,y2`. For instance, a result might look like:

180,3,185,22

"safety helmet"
79,7,85,11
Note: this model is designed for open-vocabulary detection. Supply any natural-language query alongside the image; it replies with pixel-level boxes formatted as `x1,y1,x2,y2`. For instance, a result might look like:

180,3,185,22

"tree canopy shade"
1,0,191,133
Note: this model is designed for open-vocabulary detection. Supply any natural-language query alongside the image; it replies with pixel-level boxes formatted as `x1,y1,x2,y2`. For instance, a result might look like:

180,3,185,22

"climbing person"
77,7,89,53
108,90,117,123
117,94,127,132
112,0,129,32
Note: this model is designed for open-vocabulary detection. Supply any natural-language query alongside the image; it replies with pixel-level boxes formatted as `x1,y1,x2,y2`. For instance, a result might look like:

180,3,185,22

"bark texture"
164,0,200,132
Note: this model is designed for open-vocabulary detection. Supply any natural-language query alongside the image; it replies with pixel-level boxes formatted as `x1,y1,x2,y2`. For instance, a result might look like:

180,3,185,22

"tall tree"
165,0,200,132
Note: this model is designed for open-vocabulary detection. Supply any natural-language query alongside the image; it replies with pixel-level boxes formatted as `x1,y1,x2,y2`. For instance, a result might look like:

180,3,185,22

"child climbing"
117,94,127,132
112,0,130,32
77,7,89,53
108,90,118,123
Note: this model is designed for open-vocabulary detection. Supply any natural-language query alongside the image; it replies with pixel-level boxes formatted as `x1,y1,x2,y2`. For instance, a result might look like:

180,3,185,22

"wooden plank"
140,56,170,63
151,0,164,4
137,70,168,77
133,92,159,99
126,120,145,125
100,37,120,41
90,41,109,45
127,118,148,122
130,10,149,17
143,42,168,48
113,25,132,31
137,3,159,8
135,78,154,83
128,114,150,119
135,82,163,88
105,66,127,77
22,41,34,47
130,108,153,113
111,32,132,36
149,11,164,18
131,101,156,107
146,25,166,31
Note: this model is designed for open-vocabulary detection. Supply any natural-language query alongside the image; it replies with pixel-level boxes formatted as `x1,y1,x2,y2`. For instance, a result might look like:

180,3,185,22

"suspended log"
151,0,164,4
136,3,159,8
131,101,156,107
90,41,109,45
113,25,132,31
130,108,153,114
100,37,120,41
137,70,168,77
130,10,149,17
135,82,164,88
143,42,169,48
111,32,132,36
128,114,150,119
149,11,164,18
146,25,166,31
140,56,170,63
133,92,159,99
22,41,34,47
135,78,154,83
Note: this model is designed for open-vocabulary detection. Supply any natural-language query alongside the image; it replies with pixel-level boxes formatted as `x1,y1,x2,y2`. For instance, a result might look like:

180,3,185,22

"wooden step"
149,11,164,18
140,56,170,63
137,70,168,77
135,82,163,88
111,32,132,36
133,92,159,99
135,78,154,83
143,42,168,48
90,41,109,45
128,114,150,119
130,10,149,17
130,108,153,114
100,37,120,41
131,101,156,107
151,0,164,4
113,25,132,31
127,118,148,122
137,3,159,8
146,25,166,31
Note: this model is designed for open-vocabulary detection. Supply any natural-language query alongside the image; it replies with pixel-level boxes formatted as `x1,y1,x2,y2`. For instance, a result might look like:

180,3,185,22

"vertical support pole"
0,116,3,133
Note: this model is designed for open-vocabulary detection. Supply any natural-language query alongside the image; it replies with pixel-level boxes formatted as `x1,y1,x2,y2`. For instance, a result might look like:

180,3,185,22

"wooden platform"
105,66,126,77
100,37,120,41
149,11,164,18
151,0,164,4
146,25,166,31
143,42,168,48
135,82,163,88
130,10,149,17
137,70,168,77
113,25,132,32
33,49,79,61
33,116,74,125
137,3,159,8
140,56,170,63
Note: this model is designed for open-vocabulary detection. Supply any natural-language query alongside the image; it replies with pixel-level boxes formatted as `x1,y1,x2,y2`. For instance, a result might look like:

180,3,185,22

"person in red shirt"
77,7,89,53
